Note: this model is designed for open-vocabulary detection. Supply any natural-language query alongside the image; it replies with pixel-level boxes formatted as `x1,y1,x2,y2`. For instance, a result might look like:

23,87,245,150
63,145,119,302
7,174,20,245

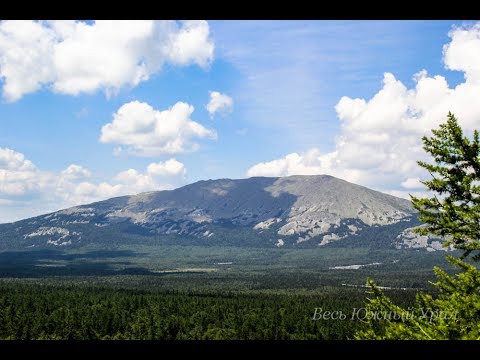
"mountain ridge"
0,175,444,251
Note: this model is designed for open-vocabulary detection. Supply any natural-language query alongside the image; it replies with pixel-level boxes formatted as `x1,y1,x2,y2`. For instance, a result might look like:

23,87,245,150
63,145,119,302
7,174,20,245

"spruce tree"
356,113,480,340
411,112,480,260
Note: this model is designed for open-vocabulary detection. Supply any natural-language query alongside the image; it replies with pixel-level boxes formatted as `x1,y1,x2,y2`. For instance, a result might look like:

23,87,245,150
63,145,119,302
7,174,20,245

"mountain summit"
0,175,431,250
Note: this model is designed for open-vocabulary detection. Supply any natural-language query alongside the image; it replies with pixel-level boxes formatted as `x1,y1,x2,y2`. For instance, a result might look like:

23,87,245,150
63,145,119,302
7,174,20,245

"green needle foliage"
356,112,480,340
412,112,480,260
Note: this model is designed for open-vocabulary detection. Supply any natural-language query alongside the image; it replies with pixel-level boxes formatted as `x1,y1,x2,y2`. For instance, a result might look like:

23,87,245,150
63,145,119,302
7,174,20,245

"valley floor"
0,245,453,340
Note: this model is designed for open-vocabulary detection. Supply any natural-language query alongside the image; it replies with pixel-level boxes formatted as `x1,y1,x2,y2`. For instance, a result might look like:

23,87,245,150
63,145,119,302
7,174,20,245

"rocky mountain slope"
0,175,445,250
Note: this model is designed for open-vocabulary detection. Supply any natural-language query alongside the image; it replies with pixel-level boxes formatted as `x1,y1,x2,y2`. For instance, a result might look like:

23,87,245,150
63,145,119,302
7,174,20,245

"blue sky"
0,20,479,222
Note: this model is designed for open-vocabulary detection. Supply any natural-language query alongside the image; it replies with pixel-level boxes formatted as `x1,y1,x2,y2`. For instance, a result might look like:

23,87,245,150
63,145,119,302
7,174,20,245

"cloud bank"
0,147,186,222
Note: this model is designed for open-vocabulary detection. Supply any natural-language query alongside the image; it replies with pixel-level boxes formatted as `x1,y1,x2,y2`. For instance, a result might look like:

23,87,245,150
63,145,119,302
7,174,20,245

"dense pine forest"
0,282,416,340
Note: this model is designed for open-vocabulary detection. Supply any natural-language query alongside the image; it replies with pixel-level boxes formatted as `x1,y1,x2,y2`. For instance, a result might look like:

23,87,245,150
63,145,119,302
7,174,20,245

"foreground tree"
356,113,480,340
412,112,480,260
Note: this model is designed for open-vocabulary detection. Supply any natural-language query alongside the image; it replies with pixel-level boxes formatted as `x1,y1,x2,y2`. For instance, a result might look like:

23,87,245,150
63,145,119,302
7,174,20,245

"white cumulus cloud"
0,147,52,196
206,91,233,117
60,164,92,180
247,22,480,197
246,149,334,177
0,20,214,101
100,100,217,156
0,147,35,171
443,23,480,83
147,158,186,177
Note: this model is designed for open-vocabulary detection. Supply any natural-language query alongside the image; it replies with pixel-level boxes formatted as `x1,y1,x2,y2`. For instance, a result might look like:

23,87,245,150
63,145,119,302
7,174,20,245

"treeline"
0,283,415,340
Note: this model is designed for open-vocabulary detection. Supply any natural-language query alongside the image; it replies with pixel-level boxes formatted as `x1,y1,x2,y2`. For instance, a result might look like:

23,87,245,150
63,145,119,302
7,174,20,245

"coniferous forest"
0,245,435,340
0,282,416,340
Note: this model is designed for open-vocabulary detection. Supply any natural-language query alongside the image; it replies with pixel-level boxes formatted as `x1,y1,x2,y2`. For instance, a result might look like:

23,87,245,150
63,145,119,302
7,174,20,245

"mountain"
0,175,444,251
